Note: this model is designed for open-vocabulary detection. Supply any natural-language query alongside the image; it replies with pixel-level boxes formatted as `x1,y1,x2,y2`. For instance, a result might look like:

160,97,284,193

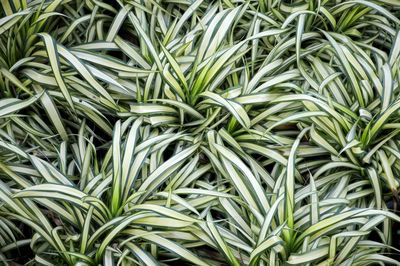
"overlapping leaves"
1,0,400,265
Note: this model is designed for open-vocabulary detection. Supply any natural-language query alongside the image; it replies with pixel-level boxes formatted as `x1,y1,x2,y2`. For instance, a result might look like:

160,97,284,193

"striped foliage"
1,0,400,265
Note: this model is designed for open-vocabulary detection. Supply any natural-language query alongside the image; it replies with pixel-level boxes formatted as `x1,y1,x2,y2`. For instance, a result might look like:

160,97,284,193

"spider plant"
1,0,400,265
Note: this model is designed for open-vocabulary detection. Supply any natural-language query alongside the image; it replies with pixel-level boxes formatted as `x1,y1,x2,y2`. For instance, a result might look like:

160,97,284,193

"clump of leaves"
1,0,400,265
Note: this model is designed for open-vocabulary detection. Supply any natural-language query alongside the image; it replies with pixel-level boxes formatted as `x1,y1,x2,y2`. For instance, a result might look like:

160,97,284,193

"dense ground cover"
1,0,400,265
